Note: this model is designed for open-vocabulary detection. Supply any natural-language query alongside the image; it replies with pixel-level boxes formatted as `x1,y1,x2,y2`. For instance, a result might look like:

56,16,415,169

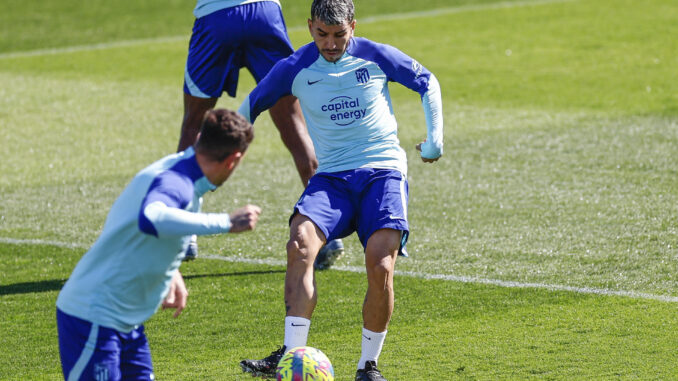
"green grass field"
1,0,677,379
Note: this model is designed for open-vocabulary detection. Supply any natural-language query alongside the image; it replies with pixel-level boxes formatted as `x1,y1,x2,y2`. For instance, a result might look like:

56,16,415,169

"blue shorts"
293,168,409,252
57,309,154,381
184,1,294,98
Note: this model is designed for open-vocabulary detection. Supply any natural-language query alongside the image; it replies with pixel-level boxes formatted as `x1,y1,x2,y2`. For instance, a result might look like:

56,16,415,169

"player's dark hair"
311,0,354,25
195,108,253,161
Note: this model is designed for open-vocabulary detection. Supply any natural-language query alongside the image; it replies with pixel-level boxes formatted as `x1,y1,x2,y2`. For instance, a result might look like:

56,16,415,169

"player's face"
308,18,356,62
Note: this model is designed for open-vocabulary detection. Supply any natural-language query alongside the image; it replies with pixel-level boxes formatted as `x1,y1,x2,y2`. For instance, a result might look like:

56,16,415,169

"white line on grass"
0,237,86,250
0,36,189,60
0,0,576,60
358,0,577,24
2,236,676,303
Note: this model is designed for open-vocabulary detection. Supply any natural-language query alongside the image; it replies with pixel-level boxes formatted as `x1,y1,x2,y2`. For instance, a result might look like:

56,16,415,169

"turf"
1,0,677,379
2,243,677,379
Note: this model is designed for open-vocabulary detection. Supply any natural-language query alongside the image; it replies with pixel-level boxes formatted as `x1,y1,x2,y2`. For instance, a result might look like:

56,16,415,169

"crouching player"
56,109,260,380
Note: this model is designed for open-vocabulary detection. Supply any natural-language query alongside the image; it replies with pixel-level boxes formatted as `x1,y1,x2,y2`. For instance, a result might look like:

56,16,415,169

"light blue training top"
193,0,280,18
56,147,232,332
238,37,443,176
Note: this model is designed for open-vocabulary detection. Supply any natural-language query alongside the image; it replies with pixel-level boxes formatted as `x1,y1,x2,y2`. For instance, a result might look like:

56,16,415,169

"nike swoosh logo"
291,323,307,327
307,79,323,85
362,334,372,340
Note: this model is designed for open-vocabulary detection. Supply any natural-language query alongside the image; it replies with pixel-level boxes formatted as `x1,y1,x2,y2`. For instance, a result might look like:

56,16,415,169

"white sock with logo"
283,316,311,349
358,328,387,370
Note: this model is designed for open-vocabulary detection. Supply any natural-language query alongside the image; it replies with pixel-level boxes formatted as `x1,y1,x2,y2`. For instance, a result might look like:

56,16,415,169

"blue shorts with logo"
184,1,294,98
293,168,409,252
57,309,154,381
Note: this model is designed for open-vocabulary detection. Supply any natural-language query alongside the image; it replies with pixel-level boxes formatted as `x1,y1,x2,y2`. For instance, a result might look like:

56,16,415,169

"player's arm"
142,201,232,236
365,40,444,162
416,73,443,163
238,60,296,124
141,201,262,236
138,173,261,237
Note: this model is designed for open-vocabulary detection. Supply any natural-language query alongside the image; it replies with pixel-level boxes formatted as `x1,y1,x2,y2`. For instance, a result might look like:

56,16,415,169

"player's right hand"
162,271,188,318
416,141,442,163
229,204,262,233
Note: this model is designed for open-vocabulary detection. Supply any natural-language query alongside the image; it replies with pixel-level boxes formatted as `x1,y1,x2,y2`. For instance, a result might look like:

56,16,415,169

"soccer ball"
276,346,335,381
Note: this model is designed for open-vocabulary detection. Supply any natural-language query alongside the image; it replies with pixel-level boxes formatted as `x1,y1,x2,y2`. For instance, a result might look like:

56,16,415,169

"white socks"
283,316,311,349
283,318,387,370
358,328,387,369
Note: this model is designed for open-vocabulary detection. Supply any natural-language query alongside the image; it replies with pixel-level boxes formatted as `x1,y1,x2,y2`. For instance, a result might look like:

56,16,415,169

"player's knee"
286,237,313,265
366,255,395,281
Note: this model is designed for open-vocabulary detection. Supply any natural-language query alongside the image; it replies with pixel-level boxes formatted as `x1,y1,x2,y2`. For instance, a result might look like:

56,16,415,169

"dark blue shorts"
183,1,294,98
57,309,153,381
293,168,409,252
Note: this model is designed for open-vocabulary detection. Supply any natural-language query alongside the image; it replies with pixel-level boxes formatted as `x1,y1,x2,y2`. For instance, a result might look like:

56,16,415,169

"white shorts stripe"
399,176,408,219
184,67,212,99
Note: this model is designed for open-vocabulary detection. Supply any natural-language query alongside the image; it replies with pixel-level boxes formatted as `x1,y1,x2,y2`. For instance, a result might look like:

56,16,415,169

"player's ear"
308,18,313,34
225,151,243,170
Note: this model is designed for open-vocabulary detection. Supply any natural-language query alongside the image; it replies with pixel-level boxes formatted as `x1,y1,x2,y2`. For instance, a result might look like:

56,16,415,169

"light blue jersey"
193,0,280,18
239,37,443,176
57,147,231,333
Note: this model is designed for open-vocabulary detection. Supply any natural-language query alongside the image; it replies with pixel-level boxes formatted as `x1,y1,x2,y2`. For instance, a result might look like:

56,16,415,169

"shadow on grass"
0,270,285,296
184,269,285,280
0,279,66,295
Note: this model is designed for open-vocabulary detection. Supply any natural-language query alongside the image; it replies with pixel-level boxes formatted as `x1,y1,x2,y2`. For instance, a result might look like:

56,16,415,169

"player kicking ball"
238,0,443,379
56,109,260,380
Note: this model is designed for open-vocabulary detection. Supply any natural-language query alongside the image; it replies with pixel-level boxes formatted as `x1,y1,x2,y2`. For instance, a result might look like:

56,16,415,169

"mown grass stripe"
2,236,674,303
0,0,576,60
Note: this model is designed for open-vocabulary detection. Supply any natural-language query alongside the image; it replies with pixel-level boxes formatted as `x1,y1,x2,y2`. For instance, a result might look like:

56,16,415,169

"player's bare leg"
177,93,218,152
356,228,400,381
363,228,399,331
240,214,324,377
268,95,317,187
285,214,325,318
177,94,218,260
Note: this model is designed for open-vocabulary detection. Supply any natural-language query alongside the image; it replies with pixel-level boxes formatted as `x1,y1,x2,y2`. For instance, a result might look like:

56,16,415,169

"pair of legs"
285,215,400,332
178,93,317,186
240,169,407,379
180,2,317,184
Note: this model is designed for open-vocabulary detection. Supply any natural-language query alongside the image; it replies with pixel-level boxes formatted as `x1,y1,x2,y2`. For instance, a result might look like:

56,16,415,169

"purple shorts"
183,1,294,98
293,168,409,252
57,309,153,381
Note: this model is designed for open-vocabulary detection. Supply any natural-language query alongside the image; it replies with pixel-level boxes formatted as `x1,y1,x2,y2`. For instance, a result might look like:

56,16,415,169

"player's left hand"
416,142,441,163
162,271,188,318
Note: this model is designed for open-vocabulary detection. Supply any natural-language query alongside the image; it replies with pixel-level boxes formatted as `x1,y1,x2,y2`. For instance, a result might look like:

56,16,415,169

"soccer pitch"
1,0,677,379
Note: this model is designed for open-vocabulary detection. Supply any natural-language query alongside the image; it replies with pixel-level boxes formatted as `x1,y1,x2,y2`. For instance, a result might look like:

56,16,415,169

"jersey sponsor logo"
321,96,367,126
355,68,370,84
